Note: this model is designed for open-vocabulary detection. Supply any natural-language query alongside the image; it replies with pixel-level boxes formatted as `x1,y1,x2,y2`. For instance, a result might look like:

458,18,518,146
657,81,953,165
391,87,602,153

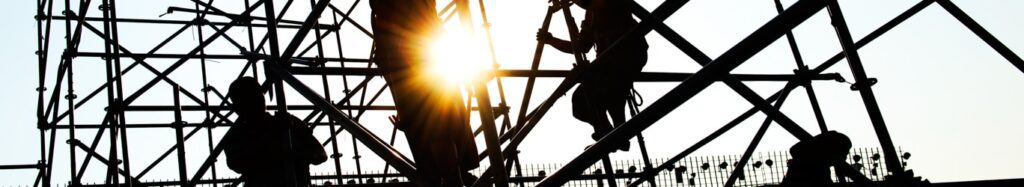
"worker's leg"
406,130,443,186
582,81,615,141
607,94,628,126
430,140,464,187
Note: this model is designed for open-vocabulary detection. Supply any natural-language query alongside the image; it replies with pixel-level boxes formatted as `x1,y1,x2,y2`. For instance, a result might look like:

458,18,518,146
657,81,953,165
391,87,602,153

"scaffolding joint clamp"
200,119,216,128
231,15,254,24
195,18,211,26
171,121,188,128
792,68,815,86
106,99,125,113
850,78,878,90
37,121,50,130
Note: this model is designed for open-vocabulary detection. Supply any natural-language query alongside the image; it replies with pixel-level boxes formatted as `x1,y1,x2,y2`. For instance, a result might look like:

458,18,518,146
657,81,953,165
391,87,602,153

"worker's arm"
222,127,249,173
537,19,594,54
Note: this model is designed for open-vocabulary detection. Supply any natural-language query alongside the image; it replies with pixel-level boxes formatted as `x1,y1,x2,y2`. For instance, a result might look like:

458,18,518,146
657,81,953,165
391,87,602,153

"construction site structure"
5,0,1024,186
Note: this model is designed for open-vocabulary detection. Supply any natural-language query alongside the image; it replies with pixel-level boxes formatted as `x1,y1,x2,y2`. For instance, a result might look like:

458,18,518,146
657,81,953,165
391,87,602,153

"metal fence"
306,147,906,187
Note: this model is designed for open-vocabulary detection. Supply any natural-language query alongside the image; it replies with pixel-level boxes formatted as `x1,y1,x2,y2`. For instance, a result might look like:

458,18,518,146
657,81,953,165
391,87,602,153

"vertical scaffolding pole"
193,0,218,182
98,0,121,184
601,157,618,187
773,0,828,133
109,0,134,183
824,0,904,174
243,0,259,79
261,0,298,186
318,1,345,184
173,86,188,186
64,0,80,185
475,0,514,141
474,83,511,187
35,1,56,186
627,97,656,187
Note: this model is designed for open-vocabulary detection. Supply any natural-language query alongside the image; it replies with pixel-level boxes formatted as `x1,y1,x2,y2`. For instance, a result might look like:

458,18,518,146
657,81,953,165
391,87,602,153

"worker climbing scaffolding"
537,0,649,152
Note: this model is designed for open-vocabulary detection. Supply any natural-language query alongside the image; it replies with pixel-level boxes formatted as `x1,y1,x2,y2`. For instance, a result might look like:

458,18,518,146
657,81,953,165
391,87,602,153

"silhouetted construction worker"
223,77,328,186
537,0,648,151
780,131,852,186
370,0,480,186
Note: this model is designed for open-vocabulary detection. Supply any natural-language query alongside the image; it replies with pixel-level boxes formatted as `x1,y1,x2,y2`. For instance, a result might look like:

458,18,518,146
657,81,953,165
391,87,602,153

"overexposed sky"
1,0,1023,185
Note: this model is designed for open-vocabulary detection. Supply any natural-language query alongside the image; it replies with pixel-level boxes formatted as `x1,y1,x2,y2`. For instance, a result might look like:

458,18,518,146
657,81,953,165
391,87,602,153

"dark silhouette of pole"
824,0,904,174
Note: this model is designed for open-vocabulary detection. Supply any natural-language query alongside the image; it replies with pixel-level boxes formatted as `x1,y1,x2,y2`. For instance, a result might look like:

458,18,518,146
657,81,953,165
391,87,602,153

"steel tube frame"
66,139,142,185
33,0,1020,185
43,0,419,184
538,0,828,185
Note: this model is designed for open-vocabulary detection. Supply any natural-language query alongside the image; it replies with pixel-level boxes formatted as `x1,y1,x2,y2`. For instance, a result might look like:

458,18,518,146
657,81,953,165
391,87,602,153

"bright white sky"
2,0,1023,185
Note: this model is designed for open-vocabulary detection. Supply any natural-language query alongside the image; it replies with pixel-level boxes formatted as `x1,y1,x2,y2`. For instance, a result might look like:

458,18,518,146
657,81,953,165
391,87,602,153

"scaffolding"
12,0,1024,186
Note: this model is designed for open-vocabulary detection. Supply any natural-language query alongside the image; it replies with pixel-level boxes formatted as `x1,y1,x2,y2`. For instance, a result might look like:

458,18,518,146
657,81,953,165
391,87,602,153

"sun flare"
426,28,491,85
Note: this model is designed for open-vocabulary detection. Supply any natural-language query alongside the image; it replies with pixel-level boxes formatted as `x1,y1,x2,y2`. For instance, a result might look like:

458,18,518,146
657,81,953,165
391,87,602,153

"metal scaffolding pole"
773,0,829,133
173,86,188,186
64,0,85,185
824,0,904,174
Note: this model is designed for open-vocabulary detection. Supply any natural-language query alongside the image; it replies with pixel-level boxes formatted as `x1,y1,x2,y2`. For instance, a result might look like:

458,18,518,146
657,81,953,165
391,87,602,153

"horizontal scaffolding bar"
72,52,370,63
289,67,845,81
52,122,408,129
79,172,648,186
0,164,44,170
46,15,330,29
120,105,502,111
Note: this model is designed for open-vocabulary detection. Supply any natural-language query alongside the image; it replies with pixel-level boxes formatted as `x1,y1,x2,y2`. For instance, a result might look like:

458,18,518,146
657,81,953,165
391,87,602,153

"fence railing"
79,147,909,186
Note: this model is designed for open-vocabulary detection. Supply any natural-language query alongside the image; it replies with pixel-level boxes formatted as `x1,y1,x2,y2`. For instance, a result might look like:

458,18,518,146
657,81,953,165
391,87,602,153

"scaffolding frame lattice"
11,0,1024,186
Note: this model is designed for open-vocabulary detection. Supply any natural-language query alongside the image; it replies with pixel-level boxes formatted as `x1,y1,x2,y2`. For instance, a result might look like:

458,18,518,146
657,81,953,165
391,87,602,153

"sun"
426,27,491,85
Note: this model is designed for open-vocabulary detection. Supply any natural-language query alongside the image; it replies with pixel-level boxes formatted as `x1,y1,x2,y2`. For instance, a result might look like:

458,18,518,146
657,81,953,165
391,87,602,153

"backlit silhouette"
780,131,851,186
222,77,329,186
370,0,480,186
537,0,649,151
